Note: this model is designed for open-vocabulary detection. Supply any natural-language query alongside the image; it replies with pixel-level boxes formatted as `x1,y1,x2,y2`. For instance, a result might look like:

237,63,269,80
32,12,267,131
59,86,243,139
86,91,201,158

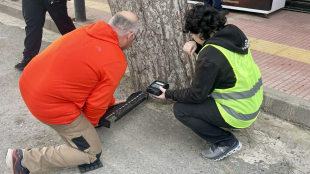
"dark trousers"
22,0,76,60
204,0,223,11
173,97,237,146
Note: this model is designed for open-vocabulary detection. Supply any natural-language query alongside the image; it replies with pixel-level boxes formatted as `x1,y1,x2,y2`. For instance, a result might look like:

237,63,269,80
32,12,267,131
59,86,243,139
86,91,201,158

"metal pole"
74,0,86,22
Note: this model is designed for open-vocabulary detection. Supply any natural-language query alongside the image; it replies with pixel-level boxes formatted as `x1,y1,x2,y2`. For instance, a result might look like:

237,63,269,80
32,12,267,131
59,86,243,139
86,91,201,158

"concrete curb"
262,87,310,128
1,1,309,128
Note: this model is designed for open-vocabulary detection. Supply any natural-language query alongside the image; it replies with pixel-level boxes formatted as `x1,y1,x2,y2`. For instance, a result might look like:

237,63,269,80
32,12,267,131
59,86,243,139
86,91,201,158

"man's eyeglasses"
132,31,142,42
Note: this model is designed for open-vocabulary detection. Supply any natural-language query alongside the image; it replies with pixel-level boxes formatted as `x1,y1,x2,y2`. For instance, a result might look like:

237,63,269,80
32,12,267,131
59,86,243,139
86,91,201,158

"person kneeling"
6,11,139,173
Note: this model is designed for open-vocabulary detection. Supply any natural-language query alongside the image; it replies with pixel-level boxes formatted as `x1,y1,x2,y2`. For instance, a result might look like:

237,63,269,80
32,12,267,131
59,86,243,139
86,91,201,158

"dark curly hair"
184,4,227,40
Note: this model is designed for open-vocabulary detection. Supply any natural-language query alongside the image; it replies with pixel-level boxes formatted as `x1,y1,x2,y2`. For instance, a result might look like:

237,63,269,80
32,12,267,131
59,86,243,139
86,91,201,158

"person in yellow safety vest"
154,4,263,161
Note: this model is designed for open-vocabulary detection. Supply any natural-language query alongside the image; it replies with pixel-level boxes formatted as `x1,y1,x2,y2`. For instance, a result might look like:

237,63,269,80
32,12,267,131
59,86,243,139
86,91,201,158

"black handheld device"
146,80,169,96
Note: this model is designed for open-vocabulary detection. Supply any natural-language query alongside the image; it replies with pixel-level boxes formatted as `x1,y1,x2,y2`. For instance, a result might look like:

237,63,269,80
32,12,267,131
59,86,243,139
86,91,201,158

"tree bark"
108,0,195,91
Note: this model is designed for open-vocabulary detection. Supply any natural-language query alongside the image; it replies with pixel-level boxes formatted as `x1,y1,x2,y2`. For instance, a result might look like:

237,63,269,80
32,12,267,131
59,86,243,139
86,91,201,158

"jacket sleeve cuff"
196,43,203,54
108,97,115,107
165,90,172,99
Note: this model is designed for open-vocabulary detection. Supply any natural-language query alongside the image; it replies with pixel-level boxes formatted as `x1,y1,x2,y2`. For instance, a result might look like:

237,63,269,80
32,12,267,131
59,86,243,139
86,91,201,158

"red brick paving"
227,10,310,101
250,48,310,100
228,10,310,50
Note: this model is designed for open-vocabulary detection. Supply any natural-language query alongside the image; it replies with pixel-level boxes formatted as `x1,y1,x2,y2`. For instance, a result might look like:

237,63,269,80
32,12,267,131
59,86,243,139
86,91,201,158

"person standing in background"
204,0,229,15
15,0,76,71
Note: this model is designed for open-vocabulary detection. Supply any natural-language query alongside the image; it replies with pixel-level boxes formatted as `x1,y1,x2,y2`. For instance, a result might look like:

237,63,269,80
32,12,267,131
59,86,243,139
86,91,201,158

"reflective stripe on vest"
197,44,263,128
211,78,262,100
220,104,261,121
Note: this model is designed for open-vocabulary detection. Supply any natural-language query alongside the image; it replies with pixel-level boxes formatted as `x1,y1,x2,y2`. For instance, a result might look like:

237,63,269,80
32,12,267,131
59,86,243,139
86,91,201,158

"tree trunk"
108,0,195,91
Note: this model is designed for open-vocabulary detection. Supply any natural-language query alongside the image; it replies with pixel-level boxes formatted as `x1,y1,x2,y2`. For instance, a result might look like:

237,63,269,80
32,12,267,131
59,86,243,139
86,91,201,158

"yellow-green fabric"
197,44,263,128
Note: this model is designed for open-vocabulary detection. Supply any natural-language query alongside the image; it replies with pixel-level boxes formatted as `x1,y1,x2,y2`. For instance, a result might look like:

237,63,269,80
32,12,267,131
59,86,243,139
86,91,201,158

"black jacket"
165,24,250,103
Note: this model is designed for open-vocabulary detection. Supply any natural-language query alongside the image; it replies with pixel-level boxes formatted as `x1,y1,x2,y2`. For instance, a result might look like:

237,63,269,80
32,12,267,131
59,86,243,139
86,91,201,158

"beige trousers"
23,113,102,173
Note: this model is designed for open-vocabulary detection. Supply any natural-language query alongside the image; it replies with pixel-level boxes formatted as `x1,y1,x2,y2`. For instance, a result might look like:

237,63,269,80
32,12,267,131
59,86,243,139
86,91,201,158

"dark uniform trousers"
22,0,76,61
173,97,237,146
203,0,223,11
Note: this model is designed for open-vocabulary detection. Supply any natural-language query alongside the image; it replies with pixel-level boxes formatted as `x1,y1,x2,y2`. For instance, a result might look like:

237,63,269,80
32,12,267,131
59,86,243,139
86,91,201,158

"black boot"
15,58,32,71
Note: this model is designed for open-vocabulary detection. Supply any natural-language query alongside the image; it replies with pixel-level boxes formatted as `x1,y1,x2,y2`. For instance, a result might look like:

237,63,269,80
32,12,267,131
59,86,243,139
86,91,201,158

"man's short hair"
109,13,139,36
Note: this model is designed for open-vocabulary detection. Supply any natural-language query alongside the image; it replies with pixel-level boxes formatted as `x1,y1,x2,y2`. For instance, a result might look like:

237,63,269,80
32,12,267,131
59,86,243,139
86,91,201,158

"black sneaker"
219,10,229,16
6,149,30,174
14,58,32,71
202,140,242,161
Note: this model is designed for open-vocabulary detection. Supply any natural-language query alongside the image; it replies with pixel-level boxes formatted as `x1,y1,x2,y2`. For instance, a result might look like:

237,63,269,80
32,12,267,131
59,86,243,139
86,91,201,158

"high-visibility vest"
197,44,263,128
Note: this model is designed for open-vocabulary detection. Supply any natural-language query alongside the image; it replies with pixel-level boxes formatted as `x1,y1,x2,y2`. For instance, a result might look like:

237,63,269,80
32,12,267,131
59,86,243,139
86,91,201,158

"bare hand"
113,99,126,106
152,87,166,99
183,41,197,56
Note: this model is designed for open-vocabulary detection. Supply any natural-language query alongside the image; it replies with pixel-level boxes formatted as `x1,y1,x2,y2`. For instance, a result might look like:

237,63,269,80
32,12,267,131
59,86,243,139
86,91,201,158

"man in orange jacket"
6,11,139,174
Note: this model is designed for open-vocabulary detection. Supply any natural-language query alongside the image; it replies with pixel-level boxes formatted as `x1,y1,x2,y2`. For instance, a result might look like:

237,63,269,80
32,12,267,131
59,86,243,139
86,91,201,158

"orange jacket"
19,21,127,126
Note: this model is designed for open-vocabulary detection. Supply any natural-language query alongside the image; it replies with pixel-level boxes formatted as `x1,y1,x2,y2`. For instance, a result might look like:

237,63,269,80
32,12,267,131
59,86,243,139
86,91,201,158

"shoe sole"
6,149,14,174
229,128,241,132
202,142,242,161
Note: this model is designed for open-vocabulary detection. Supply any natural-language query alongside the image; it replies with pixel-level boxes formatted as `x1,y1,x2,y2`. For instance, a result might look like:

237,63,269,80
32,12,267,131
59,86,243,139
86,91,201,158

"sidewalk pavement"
1,1,310,174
